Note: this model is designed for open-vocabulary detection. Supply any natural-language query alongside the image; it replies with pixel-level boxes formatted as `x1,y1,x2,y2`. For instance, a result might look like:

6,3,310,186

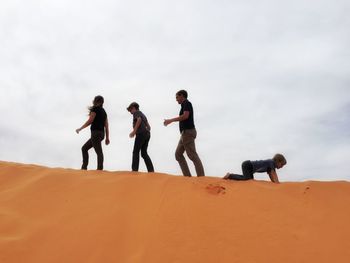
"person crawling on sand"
76,95,110,170
127,102,154,173
223,154,287,183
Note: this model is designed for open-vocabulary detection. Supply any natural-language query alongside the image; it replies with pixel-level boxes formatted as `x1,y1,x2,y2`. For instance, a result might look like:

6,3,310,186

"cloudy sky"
1,0,349,181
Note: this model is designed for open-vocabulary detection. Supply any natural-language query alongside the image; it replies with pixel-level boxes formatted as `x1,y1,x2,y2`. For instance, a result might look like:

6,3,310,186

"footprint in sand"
206,184,226,195
303,186,310,194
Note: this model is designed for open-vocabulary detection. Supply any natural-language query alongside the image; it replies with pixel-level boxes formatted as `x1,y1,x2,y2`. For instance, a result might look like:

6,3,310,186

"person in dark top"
76,95,110,170
164,90,205,177
223,154,287,183
127,102,154,173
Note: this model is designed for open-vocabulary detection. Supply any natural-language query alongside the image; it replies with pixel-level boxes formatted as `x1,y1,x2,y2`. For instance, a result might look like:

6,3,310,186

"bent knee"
187,152,199,161
175,151,184,161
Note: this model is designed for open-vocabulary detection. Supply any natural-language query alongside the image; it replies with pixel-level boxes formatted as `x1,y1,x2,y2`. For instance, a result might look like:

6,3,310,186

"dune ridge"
0,161,350,263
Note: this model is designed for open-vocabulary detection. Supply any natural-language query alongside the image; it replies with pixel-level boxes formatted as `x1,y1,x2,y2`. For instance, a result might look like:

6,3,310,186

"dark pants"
132,131,154,172
227,160,254,180
81,130,105,170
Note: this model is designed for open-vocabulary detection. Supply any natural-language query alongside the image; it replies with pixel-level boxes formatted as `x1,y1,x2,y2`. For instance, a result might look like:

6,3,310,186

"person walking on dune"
223,154,287,183
76,95,110,170
164,90,205,177
127,102,154,173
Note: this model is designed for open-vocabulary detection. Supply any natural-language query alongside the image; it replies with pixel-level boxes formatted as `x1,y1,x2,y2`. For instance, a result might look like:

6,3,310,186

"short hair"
273,153,287,165
127,102,139,111
176,90,188,99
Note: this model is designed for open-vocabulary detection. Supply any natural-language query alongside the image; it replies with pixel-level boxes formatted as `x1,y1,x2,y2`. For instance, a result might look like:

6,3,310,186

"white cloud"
0,0,349,181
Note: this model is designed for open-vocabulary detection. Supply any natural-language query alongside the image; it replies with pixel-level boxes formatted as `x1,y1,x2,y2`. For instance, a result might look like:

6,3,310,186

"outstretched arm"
164,111,190,126
76,112,96,134
268,170,280,183
130,117,142,138
105,118,110,145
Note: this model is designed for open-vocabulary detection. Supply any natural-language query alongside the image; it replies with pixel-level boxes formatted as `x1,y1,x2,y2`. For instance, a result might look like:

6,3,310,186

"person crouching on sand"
223,154,287,183
76,95,110,170
127,102,154,173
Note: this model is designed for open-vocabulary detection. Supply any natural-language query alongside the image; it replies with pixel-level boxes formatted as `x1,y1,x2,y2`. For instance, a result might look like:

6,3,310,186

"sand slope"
0,161,350,263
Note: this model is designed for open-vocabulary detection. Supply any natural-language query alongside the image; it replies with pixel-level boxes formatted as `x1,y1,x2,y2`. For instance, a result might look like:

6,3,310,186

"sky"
0,0,349,181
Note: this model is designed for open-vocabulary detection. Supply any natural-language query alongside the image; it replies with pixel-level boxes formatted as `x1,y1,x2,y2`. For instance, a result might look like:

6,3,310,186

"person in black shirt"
76,95,110,170
164,90,205,177
127,102,154,172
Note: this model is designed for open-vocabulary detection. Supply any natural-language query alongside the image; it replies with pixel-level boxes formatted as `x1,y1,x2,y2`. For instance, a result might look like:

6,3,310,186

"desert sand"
0,161,350,263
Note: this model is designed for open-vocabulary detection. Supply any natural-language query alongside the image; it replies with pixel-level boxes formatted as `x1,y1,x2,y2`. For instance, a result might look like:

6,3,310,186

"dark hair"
89,95,104,111
273,153,287,165
127,102,140,111
176,90,188,99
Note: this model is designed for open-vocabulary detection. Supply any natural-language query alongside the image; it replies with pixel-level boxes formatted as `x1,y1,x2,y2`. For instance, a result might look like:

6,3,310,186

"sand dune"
0,161,350,263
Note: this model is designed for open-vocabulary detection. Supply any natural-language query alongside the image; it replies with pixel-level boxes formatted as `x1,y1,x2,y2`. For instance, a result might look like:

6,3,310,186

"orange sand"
1,161,350,263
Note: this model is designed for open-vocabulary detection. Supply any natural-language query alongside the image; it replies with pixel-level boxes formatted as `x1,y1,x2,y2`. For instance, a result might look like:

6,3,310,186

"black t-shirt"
179,100,195,132
90,106,107,131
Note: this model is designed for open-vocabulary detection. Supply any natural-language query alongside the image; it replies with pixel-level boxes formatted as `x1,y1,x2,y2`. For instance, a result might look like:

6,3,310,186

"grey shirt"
133,110,149,134
251,159,276,173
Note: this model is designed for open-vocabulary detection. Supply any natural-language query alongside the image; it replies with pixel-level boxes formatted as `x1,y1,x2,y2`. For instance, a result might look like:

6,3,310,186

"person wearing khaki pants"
164,90,205,177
